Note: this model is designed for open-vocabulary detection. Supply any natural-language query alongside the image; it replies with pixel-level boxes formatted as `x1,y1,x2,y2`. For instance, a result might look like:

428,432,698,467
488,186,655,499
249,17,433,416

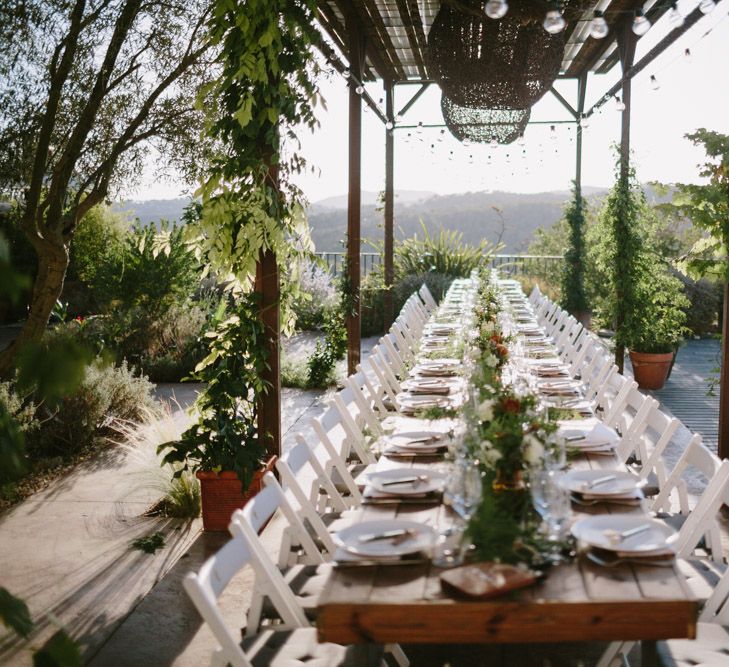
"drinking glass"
530,469,571,563
445,461,483,523
430,521,467,568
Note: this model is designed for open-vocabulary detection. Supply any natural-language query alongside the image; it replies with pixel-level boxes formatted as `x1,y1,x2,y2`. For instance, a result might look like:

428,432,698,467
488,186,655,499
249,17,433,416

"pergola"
256,0,728,459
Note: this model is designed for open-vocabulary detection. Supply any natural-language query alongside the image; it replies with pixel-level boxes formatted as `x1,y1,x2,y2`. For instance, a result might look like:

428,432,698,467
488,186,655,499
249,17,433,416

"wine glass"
530,469,571,563
445,461,483,524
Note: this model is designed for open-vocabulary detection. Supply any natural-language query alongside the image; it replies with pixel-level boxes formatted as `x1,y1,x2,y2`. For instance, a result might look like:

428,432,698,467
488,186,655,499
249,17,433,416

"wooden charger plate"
440,563,537,599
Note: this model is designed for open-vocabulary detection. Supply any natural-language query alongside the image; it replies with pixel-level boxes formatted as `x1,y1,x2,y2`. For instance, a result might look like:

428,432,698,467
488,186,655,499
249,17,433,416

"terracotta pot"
629,350,674,390
196,456,277,532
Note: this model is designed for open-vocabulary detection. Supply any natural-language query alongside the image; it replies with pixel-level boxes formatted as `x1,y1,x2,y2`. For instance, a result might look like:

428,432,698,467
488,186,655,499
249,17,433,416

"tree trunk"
0,242,69,377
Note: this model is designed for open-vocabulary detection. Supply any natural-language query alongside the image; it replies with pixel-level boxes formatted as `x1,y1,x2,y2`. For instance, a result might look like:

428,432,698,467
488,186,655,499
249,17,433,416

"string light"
632,9,651,36
699,0,716,13
355,85,364,95
668,2,685,27
484,0,509,20
684,47,692,61
615,95,625,111
385,121,394,130
590,10,609,39
517,133,525,146
543,6,566,34
650,74,660,90
550,124,557,139
579,115,589,129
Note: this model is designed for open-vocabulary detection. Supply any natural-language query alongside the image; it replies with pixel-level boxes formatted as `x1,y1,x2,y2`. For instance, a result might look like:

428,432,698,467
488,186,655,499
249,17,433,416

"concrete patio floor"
0,330,367,666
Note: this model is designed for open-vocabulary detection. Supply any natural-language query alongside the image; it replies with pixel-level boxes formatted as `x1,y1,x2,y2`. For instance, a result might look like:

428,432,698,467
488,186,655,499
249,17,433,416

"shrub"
91,221,200,317
676,272,722,336
25,360,156,459
395,221,499,277
291,258,338,331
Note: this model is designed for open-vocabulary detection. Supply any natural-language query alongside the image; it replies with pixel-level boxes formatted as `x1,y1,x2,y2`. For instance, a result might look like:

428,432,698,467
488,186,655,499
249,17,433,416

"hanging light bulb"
632,9,651,36
484,0,509,20
385,121,394,130
517,133,525,146
589,10,609,39
550,125,557,139
650,74,660,90
668,2,684,27
579,115,589,129
684,48,692,62
355,85,364,95
343,68,350,79
699,0,716,13
543,6,566,34
489,138,498,148
615,95,626,111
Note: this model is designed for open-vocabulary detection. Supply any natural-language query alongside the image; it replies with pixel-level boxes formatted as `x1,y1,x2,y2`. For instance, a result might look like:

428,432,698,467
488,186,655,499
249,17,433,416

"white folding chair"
418,283,437,312
184,534,360,667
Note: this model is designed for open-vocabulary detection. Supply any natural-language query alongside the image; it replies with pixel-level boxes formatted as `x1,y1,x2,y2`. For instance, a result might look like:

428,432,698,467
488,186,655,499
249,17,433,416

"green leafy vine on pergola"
171,0,324,478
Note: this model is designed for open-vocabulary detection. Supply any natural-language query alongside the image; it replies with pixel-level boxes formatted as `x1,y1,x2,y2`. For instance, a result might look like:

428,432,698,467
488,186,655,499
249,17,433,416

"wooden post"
346,14,365,376
255,163,281,458
719,285,729,459
614,21,637,374
575,74,587,193
383,80,395,330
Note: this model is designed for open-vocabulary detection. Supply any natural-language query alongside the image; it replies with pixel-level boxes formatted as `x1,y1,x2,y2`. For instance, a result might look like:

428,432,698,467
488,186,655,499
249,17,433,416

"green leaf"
0,588,33,638
33,629,82,667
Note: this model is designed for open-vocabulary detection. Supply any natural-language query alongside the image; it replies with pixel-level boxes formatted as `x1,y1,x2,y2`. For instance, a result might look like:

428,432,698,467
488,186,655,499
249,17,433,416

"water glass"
445,461,483,523
431,521,467,568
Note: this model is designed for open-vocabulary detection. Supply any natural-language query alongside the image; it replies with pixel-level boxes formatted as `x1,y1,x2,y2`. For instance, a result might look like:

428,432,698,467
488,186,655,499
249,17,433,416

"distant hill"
111,186,630,254
308,187,611,254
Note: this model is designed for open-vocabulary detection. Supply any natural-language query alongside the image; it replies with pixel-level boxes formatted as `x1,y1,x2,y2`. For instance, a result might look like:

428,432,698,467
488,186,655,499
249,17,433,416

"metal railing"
315,252,563,279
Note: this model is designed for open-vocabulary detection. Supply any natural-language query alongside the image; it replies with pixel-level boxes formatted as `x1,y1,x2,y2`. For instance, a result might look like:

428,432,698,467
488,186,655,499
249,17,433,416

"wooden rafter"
318,3,377,80
358,0,407,80
394,0,427,78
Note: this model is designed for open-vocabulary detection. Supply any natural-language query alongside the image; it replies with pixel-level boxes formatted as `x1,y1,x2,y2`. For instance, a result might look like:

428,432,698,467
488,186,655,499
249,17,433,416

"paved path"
649,338,721,453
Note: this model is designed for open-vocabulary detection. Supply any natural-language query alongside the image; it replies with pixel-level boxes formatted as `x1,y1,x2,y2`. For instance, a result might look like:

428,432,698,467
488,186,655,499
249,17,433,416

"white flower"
483,353,498,368
523,434,544,465
480,321,495,336
476,399,495,422
482,447,502,467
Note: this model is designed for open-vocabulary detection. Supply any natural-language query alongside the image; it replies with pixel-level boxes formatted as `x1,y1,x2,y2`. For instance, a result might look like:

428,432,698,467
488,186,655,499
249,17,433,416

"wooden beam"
384,80,395,330
346,12,364,376
358,0,407,80
719,285,729,459
550,86,579,119
575,73,587,191
586,5,707,117
397,82,430,118
614,19,636,374
317,3,377,80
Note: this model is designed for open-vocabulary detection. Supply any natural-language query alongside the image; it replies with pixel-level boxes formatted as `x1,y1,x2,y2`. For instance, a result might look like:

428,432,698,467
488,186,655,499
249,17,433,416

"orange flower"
490,333,503,344
495,343,509,357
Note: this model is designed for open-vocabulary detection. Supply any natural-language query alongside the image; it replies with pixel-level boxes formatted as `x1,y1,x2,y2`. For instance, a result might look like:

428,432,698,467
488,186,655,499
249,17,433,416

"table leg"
351,643,382,667
641,640,659,667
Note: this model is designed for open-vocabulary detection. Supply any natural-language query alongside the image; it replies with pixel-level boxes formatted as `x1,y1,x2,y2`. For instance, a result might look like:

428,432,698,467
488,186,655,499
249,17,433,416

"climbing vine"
560,182,588,315
171,0,323,476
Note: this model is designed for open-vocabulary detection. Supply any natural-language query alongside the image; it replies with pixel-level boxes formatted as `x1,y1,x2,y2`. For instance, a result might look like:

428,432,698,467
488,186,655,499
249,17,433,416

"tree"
0,0,215,375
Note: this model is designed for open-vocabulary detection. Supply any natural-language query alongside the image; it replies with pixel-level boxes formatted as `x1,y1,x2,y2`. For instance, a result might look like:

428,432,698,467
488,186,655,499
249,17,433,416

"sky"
129,1,729,204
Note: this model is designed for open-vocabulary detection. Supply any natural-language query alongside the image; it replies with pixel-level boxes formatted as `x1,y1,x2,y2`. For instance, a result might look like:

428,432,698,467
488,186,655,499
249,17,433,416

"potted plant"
159,295,276,531
625,266,689,390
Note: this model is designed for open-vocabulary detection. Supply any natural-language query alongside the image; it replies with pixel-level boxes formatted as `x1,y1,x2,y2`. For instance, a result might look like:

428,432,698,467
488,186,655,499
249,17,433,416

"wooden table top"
316,446,698,646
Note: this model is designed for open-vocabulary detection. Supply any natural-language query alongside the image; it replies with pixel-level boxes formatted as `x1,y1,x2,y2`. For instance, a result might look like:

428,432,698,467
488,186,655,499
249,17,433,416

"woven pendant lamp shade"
427,0,567,110
441,95,530,144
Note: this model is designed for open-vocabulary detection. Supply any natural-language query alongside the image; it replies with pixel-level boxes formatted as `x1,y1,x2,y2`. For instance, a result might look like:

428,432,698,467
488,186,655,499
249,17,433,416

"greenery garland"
561,182,589,315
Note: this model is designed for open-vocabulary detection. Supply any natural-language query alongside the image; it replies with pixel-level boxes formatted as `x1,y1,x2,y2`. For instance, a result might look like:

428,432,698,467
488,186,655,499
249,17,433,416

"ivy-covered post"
345,12,365,376
614,19,637,373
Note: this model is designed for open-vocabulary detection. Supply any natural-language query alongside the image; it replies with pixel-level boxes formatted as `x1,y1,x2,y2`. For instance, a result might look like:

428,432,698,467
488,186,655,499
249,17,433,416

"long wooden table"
316,448,698,666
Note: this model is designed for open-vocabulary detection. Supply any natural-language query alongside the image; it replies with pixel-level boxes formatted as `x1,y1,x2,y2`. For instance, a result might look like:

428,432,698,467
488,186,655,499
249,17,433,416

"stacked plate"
558,420,619,455
382,430,448,457
333,519,434,564
397,394,452,415
413,359,461,377
402,377,456,396
572,515,676,563
560,470,644,506
363,468,446,502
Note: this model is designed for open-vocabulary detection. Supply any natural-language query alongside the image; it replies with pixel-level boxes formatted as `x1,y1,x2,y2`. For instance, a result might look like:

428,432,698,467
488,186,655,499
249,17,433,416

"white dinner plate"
368,468,446,496
333,519,433,558
386,431,446,449
571,515,676,554
560,470,640,496
398,395,451,411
